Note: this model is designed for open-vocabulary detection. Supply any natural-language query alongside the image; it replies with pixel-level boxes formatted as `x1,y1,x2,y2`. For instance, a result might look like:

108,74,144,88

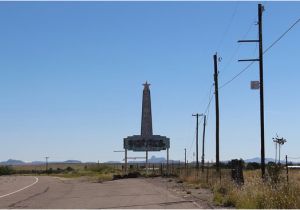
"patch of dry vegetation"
213,173,300,208
179,167,300,208
10,163,122,182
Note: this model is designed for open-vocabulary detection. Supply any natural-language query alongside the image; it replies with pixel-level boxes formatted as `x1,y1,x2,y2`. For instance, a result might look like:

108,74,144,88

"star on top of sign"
143,81,151,88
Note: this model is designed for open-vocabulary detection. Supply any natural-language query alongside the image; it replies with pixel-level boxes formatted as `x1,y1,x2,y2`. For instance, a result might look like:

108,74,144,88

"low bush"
86,164,120,174
0,166,15,175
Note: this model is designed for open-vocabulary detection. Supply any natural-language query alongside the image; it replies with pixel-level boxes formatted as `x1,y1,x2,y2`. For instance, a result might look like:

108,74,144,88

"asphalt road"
0,176,203,208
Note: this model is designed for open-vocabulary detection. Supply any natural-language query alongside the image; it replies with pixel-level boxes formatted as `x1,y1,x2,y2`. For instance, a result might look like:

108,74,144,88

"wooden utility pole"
192,113,202,170
258,3,265,178
184,148,187,169
45,156,49,173
213,54,220,172
238,4,265,179
201,115,207,172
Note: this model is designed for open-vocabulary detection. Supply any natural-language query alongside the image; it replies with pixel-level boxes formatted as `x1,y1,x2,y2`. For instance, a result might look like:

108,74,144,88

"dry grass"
11,163,85,172
213,171,300,208
179,168,300,208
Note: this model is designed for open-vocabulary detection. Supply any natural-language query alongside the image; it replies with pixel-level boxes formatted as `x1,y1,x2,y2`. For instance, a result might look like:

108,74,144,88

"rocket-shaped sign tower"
141,81,153,138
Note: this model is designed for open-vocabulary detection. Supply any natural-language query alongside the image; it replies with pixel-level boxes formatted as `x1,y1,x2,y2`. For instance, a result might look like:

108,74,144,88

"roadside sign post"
125,149,128,174
167,148,169,176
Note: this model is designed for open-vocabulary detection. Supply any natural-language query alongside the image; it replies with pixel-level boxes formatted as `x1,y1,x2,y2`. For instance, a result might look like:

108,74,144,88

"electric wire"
216,2,240,51
219,16,257,76
186,83,213,161
219,60,255,90
264,18,300,54
199,83,214,113
219,17,300,90
187,123,197,161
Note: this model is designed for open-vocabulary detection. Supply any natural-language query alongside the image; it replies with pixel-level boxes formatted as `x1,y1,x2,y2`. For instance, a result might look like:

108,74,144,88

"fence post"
187,160,189,176
206,161,209,183
286,155,289,183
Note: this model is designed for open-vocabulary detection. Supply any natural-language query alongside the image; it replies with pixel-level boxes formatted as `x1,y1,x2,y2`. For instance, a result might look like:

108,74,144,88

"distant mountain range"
244,157,275,163
0,157,298,165
127,156,180,164
0,159,82,165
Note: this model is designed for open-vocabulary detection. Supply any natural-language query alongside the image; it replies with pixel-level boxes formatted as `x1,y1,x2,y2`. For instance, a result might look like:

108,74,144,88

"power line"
264,18,300,54
188,114,206,161
187,122,197,160
186,83,213,162
216,2,240,51
205,93,214,115
219,16,257,76
199,83,214,112
219,17,300,90
219,61,255,89
187,83,213,161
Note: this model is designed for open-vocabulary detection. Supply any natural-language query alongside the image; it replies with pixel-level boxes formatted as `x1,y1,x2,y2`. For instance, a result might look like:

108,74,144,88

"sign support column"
146,150,148,175
167,148,169,176
125,149,128,174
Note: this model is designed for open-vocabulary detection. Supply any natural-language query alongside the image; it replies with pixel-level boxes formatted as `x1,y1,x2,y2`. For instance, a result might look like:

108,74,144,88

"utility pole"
274,140,278,163
192,113,203,171
258,3,265,178
273,134,279,163
45,156,49,173
238,4,265,179
279,142,281,164
272,135,287,164
213,53,220,172
201,115,207,172
184,148,187,169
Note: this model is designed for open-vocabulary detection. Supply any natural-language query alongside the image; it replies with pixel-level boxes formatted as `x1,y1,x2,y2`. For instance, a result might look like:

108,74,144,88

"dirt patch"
145,177,218,208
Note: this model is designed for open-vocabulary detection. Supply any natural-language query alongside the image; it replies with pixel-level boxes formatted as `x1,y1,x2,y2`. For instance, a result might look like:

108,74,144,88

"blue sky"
0,1,299,163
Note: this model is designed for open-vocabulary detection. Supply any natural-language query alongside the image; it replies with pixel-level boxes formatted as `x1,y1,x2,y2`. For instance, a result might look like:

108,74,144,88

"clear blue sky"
0,1,299,163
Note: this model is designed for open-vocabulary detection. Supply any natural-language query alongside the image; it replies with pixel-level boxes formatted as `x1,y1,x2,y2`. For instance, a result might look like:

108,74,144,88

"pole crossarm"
238,59,260,62
238,39,259,43
192,113,204,117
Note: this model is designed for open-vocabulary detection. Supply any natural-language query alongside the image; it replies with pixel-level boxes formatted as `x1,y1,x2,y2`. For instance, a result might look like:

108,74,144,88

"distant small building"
288,165,300,169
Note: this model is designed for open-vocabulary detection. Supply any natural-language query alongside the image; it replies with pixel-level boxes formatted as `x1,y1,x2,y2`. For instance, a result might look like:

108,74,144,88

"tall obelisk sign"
141,82,152,174
141,82,153,138
123,81,170,175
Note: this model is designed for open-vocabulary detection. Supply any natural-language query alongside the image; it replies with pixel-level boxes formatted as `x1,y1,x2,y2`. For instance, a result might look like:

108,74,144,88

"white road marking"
0,177,39,199
192,201,202,208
